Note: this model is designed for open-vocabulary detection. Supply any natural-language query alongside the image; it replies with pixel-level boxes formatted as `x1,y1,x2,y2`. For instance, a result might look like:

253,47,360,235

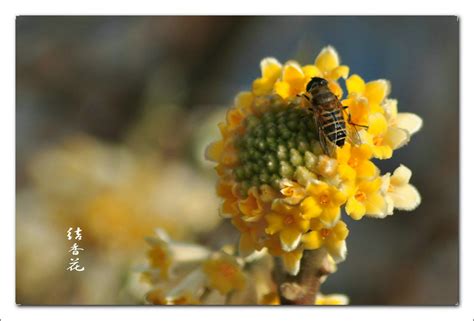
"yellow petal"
336,143,351,163
360,177,382,193
326,240,347,263
282,61,304,82
302,64,321,78
301,231,323,250
346,74,366,94
274,80,290,99
220,199,238,218
238,187,262,220
385,195,394,215
365,79,391,105
252,77,275,96
310,218,324,231
397,112,423,135
300,197,323,219
280,227,303,252
332,221,349,240
234,91,254,113
239,233,255,257
372,144,393,160
337,163,357,182
226,107,245,129
390,184,421,211
280,179,305,205
306,180,328,196
391,164,412,186
331,190,348,207
346,197,366,220
346,94,370,126
319,206,341,228
282,248,304,276
265,214,284,234
382,98,398,122
368,113,388,136
329,65,350,80
385,127,410,150
205,140,223,162
315,293,349,305
365,193,388,217
279,62,306,97
353,144,373,159
356,160,378,179
296,216,310,232
315,46,340,73
260,57,282,79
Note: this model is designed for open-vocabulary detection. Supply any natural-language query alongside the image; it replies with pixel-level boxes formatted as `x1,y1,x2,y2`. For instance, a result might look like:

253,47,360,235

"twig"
273,249,332,305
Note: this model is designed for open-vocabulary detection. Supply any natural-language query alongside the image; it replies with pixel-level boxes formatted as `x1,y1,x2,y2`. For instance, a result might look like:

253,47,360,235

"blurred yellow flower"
28,135,220,253
141,235,267,305
145,232,173,280
202,252,247,295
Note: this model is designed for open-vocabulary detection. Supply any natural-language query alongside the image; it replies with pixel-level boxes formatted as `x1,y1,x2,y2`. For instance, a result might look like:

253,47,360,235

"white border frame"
2,1,471,320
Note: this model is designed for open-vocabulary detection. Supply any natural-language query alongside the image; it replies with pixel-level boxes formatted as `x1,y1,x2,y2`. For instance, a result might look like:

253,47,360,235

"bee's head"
306,77,328,92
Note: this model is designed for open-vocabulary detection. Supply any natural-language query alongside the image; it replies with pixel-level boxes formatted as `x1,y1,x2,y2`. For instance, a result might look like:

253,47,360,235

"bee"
303,77,367,156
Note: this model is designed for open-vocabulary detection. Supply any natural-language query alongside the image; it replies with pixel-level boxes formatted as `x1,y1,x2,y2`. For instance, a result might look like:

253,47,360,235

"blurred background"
16,16,459,305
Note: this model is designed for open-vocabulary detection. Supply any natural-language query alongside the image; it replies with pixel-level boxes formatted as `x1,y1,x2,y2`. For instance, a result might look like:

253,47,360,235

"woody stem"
273,249,331,305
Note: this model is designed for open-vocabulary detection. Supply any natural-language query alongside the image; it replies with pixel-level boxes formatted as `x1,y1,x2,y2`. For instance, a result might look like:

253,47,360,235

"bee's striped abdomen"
320,110,346,147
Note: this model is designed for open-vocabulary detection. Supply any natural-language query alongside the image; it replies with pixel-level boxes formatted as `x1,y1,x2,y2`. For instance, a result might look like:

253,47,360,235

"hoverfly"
302,77,367,157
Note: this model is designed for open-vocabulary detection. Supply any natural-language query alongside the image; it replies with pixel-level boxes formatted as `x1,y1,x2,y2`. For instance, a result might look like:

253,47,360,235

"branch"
273,249,333,305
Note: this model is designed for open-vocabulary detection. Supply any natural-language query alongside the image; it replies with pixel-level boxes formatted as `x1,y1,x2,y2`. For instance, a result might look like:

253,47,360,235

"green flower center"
233,103,321,196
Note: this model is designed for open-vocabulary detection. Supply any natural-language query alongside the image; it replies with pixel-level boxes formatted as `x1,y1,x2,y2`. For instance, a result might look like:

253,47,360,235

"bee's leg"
345,107,369,129
297,93,311,101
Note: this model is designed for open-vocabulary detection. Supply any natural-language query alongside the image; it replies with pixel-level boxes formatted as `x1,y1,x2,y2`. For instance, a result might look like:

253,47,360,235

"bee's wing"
341,103,366,146
345,125,363,146
317,117,338,157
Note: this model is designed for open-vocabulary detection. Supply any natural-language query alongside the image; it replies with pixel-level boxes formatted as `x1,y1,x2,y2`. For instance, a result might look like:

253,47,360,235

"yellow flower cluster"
206,46,422,275
142,229,250,305
141,229,348,305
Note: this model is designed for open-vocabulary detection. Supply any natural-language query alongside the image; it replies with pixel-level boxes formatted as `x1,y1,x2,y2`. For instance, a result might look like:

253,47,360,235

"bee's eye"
306,79,316,92
307,77,328,92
